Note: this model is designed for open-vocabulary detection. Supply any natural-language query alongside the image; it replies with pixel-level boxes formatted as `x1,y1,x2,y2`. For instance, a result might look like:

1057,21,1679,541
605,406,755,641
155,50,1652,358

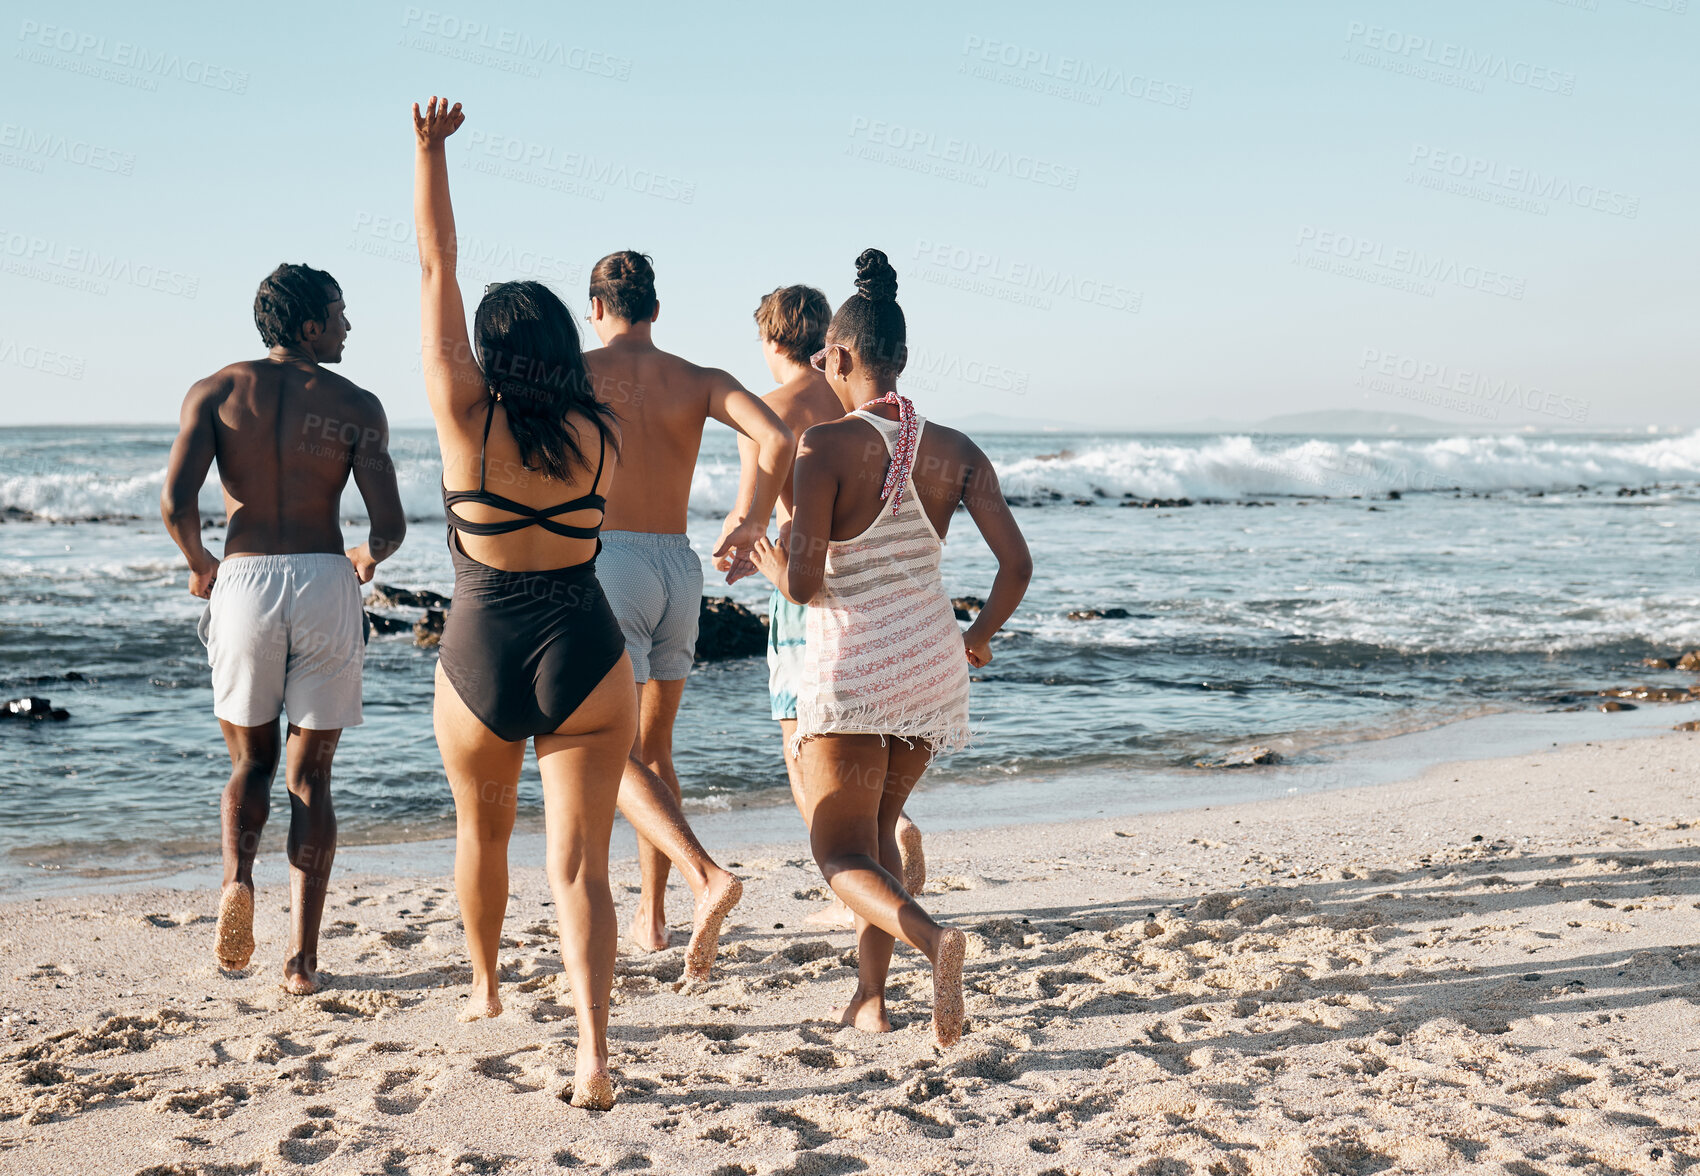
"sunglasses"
810,344,847,373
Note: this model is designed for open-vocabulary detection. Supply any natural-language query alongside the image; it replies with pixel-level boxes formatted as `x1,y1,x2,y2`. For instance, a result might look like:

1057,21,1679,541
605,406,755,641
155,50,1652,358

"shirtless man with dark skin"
162,264,406,994
582,251,794,957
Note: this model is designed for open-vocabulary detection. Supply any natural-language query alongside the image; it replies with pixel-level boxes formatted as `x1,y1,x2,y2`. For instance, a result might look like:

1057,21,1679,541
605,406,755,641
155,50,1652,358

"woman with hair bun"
750,249,1032,1047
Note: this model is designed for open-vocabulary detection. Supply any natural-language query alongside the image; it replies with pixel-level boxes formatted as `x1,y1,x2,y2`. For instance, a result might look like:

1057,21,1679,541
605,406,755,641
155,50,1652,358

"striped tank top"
794,408,972,756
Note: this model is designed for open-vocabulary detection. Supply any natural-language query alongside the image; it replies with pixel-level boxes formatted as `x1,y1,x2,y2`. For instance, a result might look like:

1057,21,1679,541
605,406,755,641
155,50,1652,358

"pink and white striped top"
795,408,971,756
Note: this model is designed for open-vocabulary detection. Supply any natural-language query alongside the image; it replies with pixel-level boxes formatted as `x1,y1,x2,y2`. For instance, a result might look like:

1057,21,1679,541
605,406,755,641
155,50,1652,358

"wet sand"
0,732,1696,1174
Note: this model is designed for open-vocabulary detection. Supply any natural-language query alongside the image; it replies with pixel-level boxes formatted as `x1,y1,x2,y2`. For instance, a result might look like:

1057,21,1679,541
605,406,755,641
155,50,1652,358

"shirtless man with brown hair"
583,251,795,957
161,263,406,994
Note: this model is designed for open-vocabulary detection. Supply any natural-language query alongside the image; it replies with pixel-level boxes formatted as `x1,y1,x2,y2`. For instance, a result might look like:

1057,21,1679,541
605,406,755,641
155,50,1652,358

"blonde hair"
754,285,831,365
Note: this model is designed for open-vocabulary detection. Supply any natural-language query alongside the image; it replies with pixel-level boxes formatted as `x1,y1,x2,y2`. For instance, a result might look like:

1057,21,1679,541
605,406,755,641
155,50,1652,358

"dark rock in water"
1119,497,1194,509
3,696,69,721
1598,701,1636,712
1674,720,1700,731
365,610,412,636
1387,490,1402,501
1598,686,1694,703
1644,657,1674,670
1196,745,1281,769
414,609,446,649
1067,607,1132,621
368,583,452,611
695,596,767,662
1679,650,1700,671
1072,498,1096,507
952,595,985,621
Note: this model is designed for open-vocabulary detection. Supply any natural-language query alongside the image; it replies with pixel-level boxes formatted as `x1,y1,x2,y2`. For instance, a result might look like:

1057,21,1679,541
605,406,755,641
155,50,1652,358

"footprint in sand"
155,1081,254,1119
278,1109,339,1165
373,1068,431,1116
472,1052,546,1093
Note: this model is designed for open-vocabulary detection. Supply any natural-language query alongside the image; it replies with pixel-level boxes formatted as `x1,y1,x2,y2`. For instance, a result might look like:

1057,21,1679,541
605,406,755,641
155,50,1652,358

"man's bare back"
185,359,395,556
585,339,732,535
756,369,843,530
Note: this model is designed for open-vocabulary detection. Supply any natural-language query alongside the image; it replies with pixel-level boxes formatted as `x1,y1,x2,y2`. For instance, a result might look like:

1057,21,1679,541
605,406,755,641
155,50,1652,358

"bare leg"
215,719,281,971
799,735,965,1045
280,725,341,995
616,678,741,976
434,664,525,1022
783,718,920,929
536,657,635,1111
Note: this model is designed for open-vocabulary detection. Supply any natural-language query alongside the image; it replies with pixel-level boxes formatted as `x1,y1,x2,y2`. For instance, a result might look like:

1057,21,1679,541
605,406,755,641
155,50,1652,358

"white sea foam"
996,431,1700,500
5,431,1698,520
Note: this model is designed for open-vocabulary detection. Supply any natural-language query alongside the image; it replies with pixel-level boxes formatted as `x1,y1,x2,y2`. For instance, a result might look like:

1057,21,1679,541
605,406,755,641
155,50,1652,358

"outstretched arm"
958,438,1030,666
346,397,406,583
412,97,484,427
750,427,832,605
707,375,794,559
160,378,224,598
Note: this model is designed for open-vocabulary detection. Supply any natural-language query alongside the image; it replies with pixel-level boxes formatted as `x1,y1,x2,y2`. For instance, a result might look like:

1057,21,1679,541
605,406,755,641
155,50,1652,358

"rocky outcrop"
3,696,69,721
367,583,451,611
1068,607,1132,621
364,611,412,636
1599,686,1696,703
414,609,446,649
1195,745,1281,768
695,597,767,662
1598,701,1636,712
952,596,985,622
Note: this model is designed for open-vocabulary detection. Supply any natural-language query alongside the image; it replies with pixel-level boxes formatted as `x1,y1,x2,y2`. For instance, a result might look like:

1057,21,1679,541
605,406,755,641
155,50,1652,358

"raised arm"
160,377,224,598
707,374,794,559
957,437,1031,666
411,97,484,427
750,426,833,605
346,395,406,582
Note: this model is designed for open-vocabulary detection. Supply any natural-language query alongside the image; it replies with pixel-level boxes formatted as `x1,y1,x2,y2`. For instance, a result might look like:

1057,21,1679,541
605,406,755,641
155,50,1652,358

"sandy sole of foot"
0,733,1696,1174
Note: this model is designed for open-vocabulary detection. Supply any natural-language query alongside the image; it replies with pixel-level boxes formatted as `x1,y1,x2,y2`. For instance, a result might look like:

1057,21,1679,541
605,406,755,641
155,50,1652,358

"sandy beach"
1,730,1696,1176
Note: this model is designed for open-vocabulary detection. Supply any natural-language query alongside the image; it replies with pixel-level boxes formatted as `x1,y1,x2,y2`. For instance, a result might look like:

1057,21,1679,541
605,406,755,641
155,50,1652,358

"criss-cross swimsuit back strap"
443,399,607,539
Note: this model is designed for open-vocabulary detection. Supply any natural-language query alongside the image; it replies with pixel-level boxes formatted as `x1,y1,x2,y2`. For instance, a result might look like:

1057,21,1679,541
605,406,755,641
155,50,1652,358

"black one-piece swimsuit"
437,402,625,742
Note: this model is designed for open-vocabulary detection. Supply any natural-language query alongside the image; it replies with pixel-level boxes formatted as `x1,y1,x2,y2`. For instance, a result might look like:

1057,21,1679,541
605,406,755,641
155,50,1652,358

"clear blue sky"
2,0,1694,428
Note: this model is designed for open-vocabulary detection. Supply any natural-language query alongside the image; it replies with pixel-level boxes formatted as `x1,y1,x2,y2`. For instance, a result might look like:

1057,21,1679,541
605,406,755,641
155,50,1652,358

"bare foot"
457,990,503,1022
898,816,926,895
684,871,743,981
803,898,856,929
931,928,966,1048
837,988,892,1034
215,882,255,971
569,1067,616,1110
281,953,319,995
626,912,674,954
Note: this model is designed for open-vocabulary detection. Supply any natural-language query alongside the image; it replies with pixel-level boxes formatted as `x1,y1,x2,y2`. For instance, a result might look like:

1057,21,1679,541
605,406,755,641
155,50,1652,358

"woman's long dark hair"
473,281,618,481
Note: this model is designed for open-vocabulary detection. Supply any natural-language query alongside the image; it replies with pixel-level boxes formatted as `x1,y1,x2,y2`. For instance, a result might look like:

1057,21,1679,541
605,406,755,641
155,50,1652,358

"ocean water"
3,424,1697,888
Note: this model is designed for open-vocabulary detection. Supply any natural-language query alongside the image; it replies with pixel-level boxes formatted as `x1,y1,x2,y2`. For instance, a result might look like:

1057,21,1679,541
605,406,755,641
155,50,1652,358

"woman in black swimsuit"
413,97,634,1110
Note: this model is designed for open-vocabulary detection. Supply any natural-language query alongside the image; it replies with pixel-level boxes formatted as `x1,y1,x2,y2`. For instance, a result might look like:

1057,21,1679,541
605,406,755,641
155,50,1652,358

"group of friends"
160,99,1032,1110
